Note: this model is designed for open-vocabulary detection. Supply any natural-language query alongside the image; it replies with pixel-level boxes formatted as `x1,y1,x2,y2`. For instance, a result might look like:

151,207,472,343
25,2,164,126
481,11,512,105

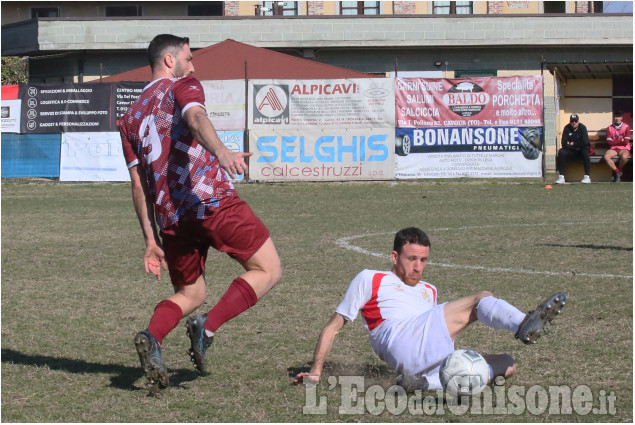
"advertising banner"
20,84,113,133
201,80,246,130
394,127,542,178
113,82,146,128
218,130,245,181
395,76,543,128
60,132,129,181
248,79,394,128
59,130,244,182
394,76,544,179
1,99,22,133
249,129,394,181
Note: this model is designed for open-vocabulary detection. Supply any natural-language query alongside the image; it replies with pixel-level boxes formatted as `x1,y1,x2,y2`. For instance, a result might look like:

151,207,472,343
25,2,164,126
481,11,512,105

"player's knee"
475,291,493,303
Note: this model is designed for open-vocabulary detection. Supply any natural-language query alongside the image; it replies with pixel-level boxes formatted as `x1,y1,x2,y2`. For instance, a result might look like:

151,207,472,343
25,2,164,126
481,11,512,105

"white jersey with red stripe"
336,270,453,388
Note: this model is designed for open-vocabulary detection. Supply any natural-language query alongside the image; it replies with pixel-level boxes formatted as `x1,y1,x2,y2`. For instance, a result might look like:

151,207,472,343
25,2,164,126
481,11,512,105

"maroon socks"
205,277,258,333
147,299,183,344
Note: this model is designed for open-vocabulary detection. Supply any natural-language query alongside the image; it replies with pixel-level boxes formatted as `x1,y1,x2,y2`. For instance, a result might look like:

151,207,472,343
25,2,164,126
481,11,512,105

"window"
262,1,298,15
188,3,224,16
455,69,497,78
340,1,380,15
543,1,565,13
31,7,59,18
105,5,142,17
433,1,473,14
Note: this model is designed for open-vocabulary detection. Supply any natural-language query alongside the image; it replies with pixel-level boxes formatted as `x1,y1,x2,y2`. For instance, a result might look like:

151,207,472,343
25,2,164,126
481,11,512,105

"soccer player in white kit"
293,227,565,390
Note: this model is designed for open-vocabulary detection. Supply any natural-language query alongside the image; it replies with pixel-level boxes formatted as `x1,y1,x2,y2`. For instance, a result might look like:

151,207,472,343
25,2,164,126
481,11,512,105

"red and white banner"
395,76,543,128
248,79,394,129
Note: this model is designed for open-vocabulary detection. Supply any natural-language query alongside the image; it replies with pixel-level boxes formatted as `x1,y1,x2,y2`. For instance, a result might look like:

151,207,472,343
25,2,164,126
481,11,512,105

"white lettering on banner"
396,80,444,92
400,107,440,117
497,78,535,92
412,128,521,146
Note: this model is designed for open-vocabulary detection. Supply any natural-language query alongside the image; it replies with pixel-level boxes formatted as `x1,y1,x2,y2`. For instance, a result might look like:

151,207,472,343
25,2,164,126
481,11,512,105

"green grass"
2,177,632,422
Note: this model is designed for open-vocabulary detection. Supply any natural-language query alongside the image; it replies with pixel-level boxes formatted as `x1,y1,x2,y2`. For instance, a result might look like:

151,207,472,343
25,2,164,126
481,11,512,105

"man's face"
614,115,623,126
172,44,195,78
570,120,579,130
391,243,430,286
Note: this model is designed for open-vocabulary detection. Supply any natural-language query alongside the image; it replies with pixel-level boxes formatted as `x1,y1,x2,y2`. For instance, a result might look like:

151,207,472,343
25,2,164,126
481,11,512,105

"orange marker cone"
545,184,553,189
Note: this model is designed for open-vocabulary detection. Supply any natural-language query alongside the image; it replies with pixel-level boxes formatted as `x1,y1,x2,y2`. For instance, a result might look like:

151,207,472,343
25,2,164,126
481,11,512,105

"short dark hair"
148,34,190,70
393,227,431,253
614,110,624,118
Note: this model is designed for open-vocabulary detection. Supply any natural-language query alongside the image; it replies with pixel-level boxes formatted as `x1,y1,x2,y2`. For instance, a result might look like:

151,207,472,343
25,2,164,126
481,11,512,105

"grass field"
1,176,632,422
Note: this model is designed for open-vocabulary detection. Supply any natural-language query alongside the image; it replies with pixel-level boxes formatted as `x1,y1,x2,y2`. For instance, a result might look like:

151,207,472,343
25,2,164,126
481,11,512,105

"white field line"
335,222,633,279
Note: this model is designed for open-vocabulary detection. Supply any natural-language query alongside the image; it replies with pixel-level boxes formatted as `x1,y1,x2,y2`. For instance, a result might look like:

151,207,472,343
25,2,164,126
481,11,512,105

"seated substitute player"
120,34,282,388
293,227,566,390
604,110,631,183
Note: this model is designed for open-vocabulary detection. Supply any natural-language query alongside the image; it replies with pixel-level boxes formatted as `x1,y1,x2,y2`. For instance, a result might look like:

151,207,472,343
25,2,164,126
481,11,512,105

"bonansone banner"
249,129,394,181
395,76,543,128
394,76,544,179
394,127,543,179
201,80,245,130
248,79,394,128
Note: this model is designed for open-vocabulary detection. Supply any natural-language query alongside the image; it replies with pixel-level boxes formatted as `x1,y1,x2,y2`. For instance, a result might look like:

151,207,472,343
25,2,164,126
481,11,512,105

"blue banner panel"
1,133,61,178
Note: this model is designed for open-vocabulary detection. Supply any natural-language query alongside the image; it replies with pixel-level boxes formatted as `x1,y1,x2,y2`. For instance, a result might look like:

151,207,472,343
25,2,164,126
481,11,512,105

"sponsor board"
20,84,113,133
249,79,394,128
395,76,543,128
394,127,542,179
60,130,244,182
60,132,130,181
201,80,246,130
1,99,21,133
249,129,394,181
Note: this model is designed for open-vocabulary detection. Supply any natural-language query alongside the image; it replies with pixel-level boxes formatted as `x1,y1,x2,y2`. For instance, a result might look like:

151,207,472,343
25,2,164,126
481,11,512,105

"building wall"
3,0,629,24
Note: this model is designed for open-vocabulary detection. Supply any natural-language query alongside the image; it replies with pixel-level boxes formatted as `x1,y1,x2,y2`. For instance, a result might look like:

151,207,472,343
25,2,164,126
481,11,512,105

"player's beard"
174,61,186,78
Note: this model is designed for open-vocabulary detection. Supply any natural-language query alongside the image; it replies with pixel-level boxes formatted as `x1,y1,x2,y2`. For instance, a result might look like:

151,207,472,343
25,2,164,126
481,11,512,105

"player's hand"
292,372,321,385
144,244,167,281
217,150,253,179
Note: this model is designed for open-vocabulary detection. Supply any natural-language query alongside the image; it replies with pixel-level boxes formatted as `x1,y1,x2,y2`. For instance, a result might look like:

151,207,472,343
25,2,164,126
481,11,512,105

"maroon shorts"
160,194,270,286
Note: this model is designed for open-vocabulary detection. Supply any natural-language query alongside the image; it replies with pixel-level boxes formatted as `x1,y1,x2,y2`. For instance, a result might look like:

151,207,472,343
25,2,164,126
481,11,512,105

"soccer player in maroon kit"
120,34,281,387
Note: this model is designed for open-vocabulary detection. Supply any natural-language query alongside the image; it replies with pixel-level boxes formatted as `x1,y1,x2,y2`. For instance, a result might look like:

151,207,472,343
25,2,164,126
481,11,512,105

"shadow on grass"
1,348,202,391
539,243,632,251
288,361,397,384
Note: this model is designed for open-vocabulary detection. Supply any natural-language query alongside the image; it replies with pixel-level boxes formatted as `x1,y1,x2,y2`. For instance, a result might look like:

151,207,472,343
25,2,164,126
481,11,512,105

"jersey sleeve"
173,76,206,115
120,123,139,168
335,270,374,322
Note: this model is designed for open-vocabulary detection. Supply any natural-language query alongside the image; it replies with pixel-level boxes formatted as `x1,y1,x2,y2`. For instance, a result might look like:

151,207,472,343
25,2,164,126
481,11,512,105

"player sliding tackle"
293,227,566,391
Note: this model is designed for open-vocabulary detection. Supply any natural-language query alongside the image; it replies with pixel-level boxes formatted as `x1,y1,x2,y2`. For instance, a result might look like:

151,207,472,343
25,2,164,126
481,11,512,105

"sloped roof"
98,39,376,82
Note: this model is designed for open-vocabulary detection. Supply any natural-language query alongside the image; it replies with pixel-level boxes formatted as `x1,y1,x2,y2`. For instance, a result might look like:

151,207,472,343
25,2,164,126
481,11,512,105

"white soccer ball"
439,349,490,396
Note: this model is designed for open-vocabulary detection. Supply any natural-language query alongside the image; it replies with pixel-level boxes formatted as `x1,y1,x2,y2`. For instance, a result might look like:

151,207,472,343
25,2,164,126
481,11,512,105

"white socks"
476,296,526,333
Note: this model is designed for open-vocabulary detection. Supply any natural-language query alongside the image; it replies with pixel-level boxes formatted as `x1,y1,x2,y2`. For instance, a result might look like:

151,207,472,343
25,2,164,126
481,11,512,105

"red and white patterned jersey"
120,76,234,230
606,122,631,149
336,270,438,332
336,270,449,382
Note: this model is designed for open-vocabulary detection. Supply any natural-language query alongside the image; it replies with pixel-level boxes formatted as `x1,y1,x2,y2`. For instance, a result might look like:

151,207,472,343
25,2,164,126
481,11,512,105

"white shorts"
371,303,454,390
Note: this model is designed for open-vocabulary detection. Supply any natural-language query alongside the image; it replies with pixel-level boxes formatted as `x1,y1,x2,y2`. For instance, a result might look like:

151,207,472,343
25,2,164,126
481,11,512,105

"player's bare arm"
293,312,347,385
129,164,167,280
183,106,253,179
